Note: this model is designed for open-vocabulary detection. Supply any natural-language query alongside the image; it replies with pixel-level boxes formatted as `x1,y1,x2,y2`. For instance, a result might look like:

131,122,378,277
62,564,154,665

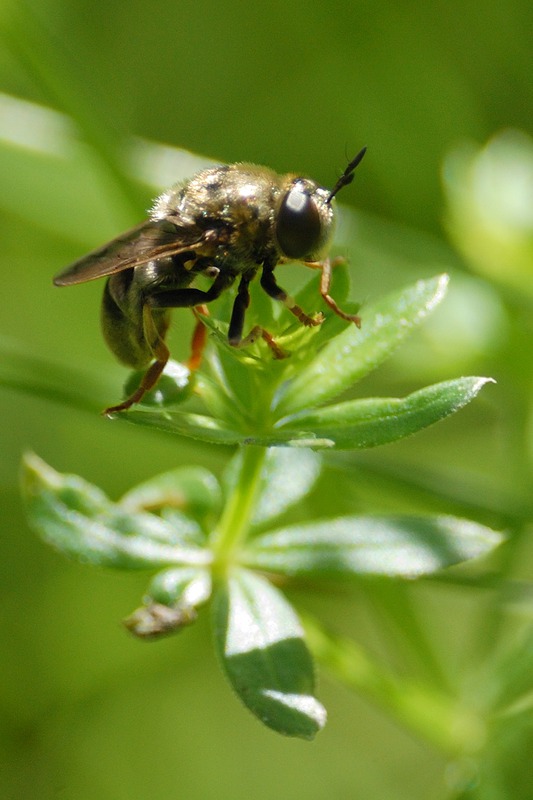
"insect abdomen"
101,274,170,369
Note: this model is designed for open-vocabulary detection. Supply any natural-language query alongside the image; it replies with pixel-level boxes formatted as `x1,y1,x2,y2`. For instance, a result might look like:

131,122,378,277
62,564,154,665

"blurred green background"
1,1,533,798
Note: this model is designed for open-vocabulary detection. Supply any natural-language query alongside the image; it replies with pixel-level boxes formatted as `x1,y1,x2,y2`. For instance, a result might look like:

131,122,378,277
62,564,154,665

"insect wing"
54,220,203,286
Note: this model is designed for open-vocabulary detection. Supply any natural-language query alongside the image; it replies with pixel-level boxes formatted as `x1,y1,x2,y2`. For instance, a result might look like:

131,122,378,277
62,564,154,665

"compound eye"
275,187,322,259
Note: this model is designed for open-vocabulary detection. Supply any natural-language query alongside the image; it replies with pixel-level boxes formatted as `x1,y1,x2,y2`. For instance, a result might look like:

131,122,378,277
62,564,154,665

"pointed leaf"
243,515,504,578
274,274,449,417
119,409,245,445
212,569,326,739
276,377,493,449
21,453,210,569
120,410,336,447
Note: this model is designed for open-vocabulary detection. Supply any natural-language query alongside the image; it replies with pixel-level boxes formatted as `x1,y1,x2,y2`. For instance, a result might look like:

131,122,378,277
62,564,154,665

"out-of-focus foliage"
1,0,533,798
444,130,533,299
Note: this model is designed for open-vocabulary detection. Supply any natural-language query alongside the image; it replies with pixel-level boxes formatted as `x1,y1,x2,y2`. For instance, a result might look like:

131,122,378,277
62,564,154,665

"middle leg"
228,274,287,359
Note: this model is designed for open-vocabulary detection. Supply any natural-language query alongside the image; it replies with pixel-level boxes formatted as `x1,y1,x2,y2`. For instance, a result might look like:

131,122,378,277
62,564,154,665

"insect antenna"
327,146,367,204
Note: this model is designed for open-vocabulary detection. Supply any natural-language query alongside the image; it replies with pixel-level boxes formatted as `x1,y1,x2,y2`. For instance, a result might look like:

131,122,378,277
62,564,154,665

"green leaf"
120,408,340,448
251,448,322,526
223,448,322,528
287,261,359,347
148,566,212,607
212,568,326,739
122,361,195,408
120,466,222,521
276,377,493,449
118,375,490,451
119,409,245,445
21,453,210,569
243,515,504,578
273,274,450,417
194,366,249,428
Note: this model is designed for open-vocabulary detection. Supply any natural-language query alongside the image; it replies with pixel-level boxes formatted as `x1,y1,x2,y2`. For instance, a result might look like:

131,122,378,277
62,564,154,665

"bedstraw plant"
21,266,502,742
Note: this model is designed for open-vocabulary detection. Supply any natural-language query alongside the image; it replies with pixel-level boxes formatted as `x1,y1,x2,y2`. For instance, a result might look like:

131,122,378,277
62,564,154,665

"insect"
54,147,366,415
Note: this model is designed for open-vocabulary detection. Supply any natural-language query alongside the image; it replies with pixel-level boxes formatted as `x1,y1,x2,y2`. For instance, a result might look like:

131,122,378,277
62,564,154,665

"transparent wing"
54,220,204,286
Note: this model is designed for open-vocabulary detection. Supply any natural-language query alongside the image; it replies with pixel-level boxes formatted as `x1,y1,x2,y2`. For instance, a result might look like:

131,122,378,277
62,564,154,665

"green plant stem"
211,445,267,571
303,614,486,757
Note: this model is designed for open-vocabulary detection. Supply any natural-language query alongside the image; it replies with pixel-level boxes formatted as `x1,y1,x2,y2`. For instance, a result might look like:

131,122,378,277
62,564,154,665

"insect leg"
260,265,324,327
306,257,361,327
103,304,170,415
187,305,209,371
227,274,252,345
229,274,287,359
102,273,234,404
147,269,235,309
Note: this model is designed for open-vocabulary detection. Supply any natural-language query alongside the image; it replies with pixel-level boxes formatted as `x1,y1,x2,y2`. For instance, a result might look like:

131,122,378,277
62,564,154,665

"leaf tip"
260,690,327,739
476,375,496,386
465,375,496,397
20,451,58,495
426,272,450,309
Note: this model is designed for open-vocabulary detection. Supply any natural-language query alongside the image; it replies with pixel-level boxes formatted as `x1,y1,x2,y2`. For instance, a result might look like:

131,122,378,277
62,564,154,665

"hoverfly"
54,147,366,414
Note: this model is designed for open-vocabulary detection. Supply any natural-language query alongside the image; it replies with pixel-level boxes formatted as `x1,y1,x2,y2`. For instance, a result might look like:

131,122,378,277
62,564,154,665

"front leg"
260,265,324,327
304,256,361,327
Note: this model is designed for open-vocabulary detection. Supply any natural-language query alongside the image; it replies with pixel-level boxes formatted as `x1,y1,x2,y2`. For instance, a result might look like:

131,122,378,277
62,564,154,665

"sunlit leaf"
243,515,504,578
119,409,245,445
212,568,326,739
21,453,210,569
148,566,212,607
251,448,322,526
276,377,493,449
120,466,222,521
222,448,322,527
273,274,449,417
120,375,490,450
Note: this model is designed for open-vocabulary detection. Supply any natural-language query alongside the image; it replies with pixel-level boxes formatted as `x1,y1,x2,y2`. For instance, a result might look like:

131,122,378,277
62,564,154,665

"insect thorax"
152,165,285,267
